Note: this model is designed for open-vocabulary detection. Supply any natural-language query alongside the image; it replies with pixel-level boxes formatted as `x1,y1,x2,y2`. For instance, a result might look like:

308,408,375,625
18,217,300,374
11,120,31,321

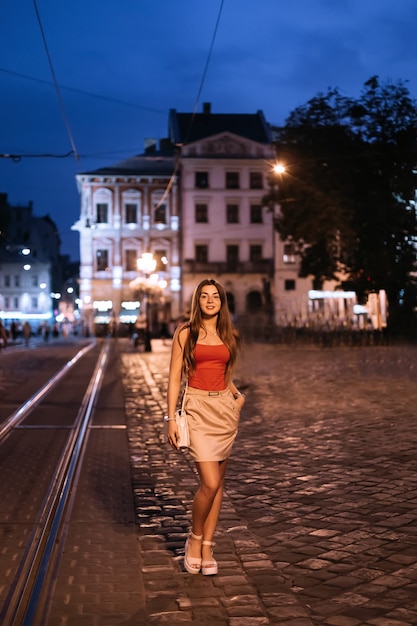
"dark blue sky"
1,0,416,260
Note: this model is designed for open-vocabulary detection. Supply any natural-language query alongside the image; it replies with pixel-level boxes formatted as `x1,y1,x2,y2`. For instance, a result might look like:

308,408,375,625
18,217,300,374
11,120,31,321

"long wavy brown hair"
179,278,240,381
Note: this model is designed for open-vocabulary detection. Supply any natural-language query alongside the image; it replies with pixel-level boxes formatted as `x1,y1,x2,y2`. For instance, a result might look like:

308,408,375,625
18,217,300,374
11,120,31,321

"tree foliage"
267,77,417,331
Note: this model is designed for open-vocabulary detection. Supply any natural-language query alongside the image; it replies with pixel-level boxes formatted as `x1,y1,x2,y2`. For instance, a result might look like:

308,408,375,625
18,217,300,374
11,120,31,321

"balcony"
183,259,272,275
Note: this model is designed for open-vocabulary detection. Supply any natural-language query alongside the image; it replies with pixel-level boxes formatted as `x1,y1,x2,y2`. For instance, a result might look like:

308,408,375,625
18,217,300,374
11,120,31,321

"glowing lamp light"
273,163,286,175
23,264,31,270
137,252,156,274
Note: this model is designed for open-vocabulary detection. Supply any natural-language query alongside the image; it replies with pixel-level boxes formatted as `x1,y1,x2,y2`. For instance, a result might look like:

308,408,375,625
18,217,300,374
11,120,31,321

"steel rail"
0,341,95,443
0,341,109,626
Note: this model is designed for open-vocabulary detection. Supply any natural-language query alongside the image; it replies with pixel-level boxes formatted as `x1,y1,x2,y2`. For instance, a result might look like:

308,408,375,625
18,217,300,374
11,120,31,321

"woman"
166,278,246,575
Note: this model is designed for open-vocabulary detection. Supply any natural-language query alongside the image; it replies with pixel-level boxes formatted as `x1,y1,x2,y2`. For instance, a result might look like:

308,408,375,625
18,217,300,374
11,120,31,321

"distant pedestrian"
133,313,147,348
10,321,17,341
43,322,50,341
0,321,8,349
166,278,245,576
23,321,32,346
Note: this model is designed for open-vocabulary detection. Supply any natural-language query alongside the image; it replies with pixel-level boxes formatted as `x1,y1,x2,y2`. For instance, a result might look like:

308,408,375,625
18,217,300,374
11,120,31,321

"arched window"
123,189,141,224
93,188,112,224
226,292,235,314
151,190,168,226
246,291,263,313
154,203,166,224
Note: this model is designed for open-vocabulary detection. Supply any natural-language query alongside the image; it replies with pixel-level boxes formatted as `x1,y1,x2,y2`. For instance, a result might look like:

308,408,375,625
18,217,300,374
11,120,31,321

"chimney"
202,102,211,115
144,138,157,154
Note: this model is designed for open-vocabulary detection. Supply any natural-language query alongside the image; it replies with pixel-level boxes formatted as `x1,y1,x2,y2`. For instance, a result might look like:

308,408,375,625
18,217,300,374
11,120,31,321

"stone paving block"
324,616,362,625
388,608,417,622
148,611,193,623
227,604,266,617
365,619,411,625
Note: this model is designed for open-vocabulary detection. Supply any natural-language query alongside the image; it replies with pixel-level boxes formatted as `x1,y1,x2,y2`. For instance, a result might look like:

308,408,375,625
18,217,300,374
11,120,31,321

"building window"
225,172,239,189
250,204,263,223
13,296,19,309
250,172,263,189
96,203,108,224
125,249,137,271
154,204,166,224
195,203,208,223
96,249,109,271
14,275,20,287
4,297,9,309
31,297,38,309
4,275,10,287
125,203,137,224
226,204,239,223
31,275,38,288
283,242,296,264
154,249,168,271
195,245,208,263
246,291,263,313
195,172,209,188
249,244,262,262
285,279,296,291
226,245,239,270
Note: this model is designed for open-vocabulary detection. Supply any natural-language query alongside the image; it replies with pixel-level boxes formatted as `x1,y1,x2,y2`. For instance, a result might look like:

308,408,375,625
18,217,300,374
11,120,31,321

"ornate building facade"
169,105,277,320
72,143,181,335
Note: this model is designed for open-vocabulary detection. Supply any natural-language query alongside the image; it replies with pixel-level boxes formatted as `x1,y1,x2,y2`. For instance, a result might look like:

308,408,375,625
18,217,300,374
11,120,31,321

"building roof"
169,104,273,145
79,140,175,177
78,105,272,177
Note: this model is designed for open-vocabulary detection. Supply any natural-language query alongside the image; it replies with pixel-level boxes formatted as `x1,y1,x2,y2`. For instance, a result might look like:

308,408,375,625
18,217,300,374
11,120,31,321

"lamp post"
137,252,156,352
266,163,286,325
129,252,169,351
129,252,169,352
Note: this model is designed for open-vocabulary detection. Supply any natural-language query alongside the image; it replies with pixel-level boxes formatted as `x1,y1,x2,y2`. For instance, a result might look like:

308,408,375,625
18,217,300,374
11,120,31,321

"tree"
268,77,417,332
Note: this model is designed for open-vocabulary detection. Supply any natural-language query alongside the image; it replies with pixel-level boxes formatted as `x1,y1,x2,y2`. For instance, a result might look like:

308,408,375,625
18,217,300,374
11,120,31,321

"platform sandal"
201,540,218,576
184,530,203,574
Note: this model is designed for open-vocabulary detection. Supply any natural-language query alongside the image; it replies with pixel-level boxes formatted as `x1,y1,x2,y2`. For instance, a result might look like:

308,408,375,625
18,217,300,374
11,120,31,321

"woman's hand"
234,395,246,410
231,388,246,410
167,420,180,450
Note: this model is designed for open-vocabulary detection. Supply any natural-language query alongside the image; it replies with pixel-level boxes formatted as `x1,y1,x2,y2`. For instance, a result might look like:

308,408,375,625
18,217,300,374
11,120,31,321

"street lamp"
272,163,286,175
266,163,286,324
137,252,156,276
129,251,166,352
138,252,156,351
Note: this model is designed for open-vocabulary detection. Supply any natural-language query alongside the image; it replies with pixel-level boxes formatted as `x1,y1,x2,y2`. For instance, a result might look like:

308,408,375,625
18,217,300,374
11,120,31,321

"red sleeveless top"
188,343,230,391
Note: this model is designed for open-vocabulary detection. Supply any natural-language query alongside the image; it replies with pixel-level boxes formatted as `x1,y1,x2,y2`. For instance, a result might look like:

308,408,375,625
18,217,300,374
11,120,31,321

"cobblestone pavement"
121,339,417,626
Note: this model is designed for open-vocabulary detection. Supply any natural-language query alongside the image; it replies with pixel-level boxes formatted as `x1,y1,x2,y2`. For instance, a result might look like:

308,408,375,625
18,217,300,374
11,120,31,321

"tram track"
0,342,96,443
0,340,110,626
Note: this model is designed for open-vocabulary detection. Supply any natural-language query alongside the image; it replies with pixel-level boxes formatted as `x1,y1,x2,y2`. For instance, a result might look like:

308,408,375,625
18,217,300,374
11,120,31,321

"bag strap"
180,381,188,413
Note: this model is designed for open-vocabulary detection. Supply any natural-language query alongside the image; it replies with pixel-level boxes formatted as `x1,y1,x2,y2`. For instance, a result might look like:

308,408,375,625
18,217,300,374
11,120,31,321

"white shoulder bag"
164,383,190,448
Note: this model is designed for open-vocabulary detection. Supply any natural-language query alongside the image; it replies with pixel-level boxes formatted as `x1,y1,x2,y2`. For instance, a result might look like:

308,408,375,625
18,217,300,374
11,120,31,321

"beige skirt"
184,387,240,462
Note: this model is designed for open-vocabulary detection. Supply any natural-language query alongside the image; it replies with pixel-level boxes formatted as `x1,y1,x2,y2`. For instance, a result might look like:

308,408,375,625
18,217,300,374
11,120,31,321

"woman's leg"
201,460,227,564
187,460,227,561
201,460,227,539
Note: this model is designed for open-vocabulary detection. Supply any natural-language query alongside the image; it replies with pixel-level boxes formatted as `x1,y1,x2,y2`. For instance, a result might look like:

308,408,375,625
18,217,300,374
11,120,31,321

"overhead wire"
32,0,79,160
154,0,225,209
187,0,225,131
0,67,166,114
0,151,74,162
